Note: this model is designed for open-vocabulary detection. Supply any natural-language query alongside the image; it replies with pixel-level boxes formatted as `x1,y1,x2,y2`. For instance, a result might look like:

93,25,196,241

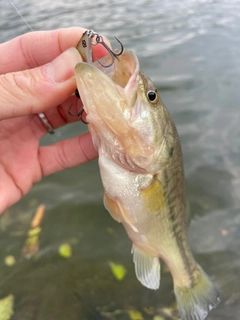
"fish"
75,34,220,320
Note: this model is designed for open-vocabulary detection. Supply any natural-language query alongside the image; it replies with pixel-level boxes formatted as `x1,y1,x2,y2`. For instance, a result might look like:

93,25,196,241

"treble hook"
95,35,124,68
68,105,88,125
78,108,88,125
86,29,98,39
68,91,88,125
69,30,124,124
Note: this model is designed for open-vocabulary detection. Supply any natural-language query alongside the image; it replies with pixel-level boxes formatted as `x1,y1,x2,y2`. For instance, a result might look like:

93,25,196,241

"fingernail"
45,47,83,83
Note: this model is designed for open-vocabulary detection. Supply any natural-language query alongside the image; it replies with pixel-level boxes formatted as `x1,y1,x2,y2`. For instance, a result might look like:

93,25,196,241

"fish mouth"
74,49,140,133
75,50,154,171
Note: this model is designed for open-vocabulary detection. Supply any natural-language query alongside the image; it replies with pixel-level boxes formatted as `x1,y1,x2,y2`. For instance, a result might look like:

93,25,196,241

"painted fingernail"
45,47,83,83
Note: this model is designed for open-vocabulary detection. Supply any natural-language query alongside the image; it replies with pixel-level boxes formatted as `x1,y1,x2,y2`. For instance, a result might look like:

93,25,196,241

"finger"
0,28,111,74
41,95,83,128
0,47,82,120
34,95,84,136
38,132,98,176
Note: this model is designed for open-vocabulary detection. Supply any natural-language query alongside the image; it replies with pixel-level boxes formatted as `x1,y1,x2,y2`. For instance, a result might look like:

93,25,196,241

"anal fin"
132,245,160,290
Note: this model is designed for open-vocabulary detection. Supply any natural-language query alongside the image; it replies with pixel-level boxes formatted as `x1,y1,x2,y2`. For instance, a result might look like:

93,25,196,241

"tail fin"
174,265,220,320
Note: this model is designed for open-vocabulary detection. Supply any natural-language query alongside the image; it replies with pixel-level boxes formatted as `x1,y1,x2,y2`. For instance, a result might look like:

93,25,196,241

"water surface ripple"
0,1,240,319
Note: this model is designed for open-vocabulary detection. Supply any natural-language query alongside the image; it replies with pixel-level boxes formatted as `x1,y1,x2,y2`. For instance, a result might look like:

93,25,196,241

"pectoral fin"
132,245,160,290
140,178,165,214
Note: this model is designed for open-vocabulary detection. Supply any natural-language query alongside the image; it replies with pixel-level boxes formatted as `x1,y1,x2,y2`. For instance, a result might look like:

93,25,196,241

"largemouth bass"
75,32,220,320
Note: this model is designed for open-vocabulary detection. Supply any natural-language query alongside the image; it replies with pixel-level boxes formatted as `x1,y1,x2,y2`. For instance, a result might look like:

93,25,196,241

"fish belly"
98,151,219,320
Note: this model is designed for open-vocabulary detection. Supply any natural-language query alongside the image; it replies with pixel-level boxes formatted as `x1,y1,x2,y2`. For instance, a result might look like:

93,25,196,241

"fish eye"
147,90,158,103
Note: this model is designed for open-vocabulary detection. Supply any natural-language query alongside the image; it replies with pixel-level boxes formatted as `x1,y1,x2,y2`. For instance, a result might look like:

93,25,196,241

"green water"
0,0,240,319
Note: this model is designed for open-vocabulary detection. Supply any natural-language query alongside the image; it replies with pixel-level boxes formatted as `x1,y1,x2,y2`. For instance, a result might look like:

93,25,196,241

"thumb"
0,47,83,120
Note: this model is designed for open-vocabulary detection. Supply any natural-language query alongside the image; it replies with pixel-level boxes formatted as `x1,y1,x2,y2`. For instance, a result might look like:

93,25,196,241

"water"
0,0,240,319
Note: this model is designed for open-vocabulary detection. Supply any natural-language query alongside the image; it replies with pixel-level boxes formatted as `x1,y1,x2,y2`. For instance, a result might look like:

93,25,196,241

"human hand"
0,28,108,213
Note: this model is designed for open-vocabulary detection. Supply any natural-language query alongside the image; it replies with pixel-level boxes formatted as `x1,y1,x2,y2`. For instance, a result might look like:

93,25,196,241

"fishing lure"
69,30,124,124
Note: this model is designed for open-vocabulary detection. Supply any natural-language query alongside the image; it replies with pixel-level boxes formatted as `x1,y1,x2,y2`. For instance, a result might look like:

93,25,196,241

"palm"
0,102,97,213
0,115,46,206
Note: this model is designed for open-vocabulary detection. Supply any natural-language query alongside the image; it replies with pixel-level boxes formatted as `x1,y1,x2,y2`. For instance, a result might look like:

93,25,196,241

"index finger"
0,27,109,74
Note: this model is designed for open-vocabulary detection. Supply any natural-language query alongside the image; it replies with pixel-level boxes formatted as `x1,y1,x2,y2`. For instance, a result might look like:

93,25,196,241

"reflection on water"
0,0,240,319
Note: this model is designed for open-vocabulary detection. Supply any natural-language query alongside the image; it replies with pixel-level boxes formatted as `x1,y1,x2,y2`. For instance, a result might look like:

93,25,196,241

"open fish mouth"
74,49,145,161
75,49,140,117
